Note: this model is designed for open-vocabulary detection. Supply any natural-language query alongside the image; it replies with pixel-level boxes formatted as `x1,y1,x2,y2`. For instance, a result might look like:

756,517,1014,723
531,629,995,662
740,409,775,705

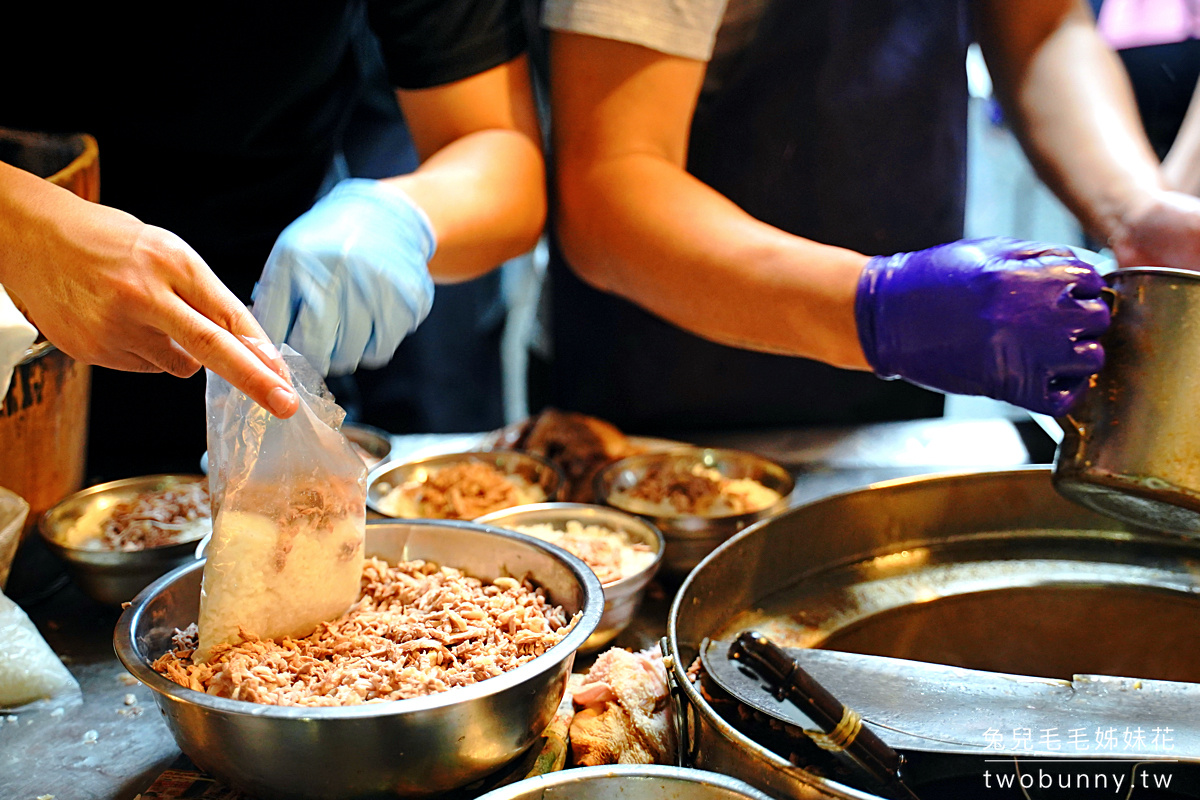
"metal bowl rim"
474,501,665,590
366,449,567,516
38,473,210,553
115,518,603,720
665,465,1067,800
1111,266,1200,283
342,423,394,459
594,446,795,522
473,765,777,800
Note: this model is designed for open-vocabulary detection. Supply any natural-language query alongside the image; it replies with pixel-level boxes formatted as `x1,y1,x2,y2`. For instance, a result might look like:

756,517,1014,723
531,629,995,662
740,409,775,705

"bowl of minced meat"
476,503,665,652
114,519,603,800
367,450,564,520
39,475,211,605
595,447,795,576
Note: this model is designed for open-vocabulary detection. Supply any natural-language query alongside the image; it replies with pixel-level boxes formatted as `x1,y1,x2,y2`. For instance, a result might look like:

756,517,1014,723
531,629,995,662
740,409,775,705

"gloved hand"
252,178,436,376
854,237,1111,416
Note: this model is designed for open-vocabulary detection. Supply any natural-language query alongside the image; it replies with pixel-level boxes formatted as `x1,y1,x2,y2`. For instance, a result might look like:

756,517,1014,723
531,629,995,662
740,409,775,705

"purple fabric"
855,237,1111,416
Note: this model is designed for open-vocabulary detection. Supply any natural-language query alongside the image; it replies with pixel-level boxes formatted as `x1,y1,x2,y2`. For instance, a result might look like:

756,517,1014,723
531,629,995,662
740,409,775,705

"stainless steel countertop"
0,417,1045,800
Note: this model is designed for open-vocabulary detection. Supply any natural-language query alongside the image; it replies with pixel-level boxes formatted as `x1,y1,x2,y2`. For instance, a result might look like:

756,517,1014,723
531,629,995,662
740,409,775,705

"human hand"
0,174,298,418
855,237,1110,416
252,179,436,376
1108,189,1200,271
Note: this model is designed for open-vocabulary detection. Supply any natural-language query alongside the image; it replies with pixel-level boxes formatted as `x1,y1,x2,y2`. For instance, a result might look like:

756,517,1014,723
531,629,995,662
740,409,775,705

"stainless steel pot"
1053,267,1200,535
474,765,775,800
667,468,1200,799
115,519,604,800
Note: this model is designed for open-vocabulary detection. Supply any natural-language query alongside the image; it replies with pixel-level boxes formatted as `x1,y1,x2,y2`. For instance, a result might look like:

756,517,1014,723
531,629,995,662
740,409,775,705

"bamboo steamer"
0,129,96,596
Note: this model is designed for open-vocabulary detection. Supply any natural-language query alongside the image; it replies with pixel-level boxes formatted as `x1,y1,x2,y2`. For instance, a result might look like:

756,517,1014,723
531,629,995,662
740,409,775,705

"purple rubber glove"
855,237,1111,416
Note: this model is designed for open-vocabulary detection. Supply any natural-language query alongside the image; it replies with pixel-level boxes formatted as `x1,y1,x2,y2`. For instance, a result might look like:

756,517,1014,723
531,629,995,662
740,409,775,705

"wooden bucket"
0,129,97,597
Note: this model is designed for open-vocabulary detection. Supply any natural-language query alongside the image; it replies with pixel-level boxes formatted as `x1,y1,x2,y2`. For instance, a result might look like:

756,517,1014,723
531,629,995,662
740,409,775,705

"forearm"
980,2,1164,242
1163,79,1200,196
557,153,870,369
0,161,97,295
386,128,545,283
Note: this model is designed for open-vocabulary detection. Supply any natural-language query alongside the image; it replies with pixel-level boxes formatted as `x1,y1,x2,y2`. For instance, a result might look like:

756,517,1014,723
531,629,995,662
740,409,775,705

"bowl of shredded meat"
114,518,603,800
38,474,211,605
476,502,664,652
367,450,565,520
595,448,794,576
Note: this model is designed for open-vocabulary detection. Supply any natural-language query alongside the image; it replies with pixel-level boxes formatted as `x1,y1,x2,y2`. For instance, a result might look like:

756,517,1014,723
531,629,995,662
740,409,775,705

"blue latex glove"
855,237,1111,416
252,178,436,376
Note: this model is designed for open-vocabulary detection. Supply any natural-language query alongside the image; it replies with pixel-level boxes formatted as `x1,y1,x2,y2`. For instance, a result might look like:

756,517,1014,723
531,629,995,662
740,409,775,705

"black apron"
542,0,972,434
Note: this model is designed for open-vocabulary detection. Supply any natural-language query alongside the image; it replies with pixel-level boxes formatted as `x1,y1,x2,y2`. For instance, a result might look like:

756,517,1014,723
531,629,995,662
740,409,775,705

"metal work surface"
0,418,1036,800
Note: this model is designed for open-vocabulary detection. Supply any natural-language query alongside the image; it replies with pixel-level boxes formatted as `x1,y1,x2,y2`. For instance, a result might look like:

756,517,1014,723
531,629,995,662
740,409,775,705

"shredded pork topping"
380,460,543,520
152,558,573,706
100,481,211,551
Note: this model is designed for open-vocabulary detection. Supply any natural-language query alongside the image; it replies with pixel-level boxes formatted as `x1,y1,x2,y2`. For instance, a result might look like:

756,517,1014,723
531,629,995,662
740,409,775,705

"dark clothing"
541,0,968,433
2,0,525,480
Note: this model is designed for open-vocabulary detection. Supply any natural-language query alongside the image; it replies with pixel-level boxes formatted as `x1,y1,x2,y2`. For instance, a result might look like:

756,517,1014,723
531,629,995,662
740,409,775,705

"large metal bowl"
115,519,604,800
667,467,1200,799
595,447,793,575
476,502,664,652
368,450,565,518
38,474,208,605
474,765,774,800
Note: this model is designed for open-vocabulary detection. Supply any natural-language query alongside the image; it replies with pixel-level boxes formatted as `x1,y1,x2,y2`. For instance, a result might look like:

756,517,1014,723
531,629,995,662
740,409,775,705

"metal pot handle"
660,637,698,767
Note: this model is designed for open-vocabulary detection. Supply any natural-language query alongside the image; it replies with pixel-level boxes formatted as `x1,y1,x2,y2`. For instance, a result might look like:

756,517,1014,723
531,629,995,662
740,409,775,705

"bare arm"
1163,78,1200,195
550,32,869,369
0,161,298,416
977,0,1200,268
393,54,546,282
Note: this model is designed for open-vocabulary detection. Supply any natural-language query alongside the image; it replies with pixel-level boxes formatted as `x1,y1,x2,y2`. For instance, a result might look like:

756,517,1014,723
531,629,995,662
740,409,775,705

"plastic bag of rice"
197,344,366,662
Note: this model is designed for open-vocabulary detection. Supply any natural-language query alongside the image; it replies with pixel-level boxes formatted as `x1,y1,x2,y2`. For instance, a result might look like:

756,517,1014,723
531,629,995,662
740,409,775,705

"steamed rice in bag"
197,345,366,662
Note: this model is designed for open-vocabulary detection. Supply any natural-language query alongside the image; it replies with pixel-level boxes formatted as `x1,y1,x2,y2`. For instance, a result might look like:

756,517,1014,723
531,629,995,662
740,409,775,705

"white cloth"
542,0,730,61
0,287,38,400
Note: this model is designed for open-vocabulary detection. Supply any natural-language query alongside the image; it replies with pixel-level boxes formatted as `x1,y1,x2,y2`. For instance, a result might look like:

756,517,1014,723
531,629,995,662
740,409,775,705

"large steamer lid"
669,468,1200,800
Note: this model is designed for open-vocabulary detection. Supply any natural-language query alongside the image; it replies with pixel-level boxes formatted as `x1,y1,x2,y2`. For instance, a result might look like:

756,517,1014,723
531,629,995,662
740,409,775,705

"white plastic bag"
0,590,81,710
197,345,366,662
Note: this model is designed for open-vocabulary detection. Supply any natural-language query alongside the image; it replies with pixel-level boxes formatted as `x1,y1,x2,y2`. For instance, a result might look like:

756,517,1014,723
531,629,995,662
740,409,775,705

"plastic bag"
197,345,366,662
0,589,81,710
0,486,28,590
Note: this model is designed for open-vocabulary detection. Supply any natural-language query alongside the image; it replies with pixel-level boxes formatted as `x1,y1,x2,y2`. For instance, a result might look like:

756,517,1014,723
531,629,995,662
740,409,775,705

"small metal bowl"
38,475,209,605
368,450,565,519
595,447,794,576
115,519,604,800
474,765,774,800
343,422,393,470
476,503,664,652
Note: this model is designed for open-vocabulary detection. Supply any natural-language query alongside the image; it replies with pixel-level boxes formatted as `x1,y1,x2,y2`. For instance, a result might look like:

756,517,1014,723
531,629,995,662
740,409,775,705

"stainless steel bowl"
114,519,604,800
38,475,208,605
474,766,774,800
475,502,664,652
595,447,794,575
343,422,393,470
368,450,565,518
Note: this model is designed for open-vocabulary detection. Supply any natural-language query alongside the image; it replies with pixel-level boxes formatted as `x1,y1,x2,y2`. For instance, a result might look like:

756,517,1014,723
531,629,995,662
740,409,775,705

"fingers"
159,292,299,418
1056,294,1111,340
287,291,337,377
136,335,203,378
1037,340,1106,417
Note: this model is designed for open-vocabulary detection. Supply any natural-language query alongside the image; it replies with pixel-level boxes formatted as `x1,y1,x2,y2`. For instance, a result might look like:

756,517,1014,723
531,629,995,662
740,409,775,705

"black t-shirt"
3,0,526,299
2,1,525,481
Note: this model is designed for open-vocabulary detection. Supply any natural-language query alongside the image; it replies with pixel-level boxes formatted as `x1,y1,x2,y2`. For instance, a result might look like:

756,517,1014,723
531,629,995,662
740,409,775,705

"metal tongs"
720,631,922,800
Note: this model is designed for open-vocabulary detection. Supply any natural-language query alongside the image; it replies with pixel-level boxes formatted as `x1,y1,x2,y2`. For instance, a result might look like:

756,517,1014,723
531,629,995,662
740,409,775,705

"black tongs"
728,631,922,800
